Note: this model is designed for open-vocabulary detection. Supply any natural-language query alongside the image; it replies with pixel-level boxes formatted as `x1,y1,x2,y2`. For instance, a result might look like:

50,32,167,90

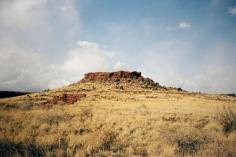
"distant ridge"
0,91,31,98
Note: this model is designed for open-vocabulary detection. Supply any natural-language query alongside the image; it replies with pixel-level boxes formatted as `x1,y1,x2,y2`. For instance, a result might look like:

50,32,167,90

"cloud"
0,0,79,29
0,41,124,91
0,1,235,94
0,38,235,93
139,41,236,93
0,1,123,91
189,65,236,93
179,22,191,29
61,41,117,83
0,0,84,91
139,41,193,86
114,61,128,70
0,0,80,54
168,21,191,31
228,5,236,16
0,48,57,91
0,0,47,30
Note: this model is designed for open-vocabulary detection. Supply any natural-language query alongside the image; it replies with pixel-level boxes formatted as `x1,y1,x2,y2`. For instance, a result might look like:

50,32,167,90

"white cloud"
189,65,236,93
228,6,236,16
48,79,70,89
0,41,123,91
139,41,236,93
168,21,191,31
0,0,79,30
0,40,235,93
179,22,191,30
0,0,83,91
0,48,57,91
0,0,47,29
0,0,80,55
0,1,235,94
61,41,116,82
139,41,193,87
114,61,128,70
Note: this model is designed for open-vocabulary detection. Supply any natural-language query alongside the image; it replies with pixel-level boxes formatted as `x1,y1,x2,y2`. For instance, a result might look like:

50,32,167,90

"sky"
0,0,236,93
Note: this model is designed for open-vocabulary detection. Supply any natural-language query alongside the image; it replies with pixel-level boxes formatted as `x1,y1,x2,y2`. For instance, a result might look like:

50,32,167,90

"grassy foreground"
0,80,236,157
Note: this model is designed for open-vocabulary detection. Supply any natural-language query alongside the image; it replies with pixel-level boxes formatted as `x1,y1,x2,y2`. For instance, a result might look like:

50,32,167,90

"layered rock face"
81,71,161,90
81,71,144,82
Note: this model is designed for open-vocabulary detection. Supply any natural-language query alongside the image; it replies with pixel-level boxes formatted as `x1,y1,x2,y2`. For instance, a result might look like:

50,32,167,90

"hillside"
0,71,236,157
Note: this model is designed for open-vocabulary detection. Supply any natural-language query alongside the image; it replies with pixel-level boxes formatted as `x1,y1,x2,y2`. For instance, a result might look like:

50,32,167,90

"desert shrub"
162,113,181,122
85,130,126,156
160,125,209,157
216,106,236,133
35,112,65,126
137,104,150,115
79,106,93,124
98,131,117,151
0,102,34,110
176,136,202,156
0,103,17,109
133,146,148,157
19,103,34,110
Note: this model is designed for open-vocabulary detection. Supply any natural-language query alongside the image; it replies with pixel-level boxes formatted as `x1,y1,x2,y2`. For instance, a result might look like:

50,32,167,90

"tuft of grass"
35,112,65,126
98,130,117,151
199,136,236,157
78,106,93,124
133,146,148,157
85,130,121,156
216,106,236,133
160,125,210,157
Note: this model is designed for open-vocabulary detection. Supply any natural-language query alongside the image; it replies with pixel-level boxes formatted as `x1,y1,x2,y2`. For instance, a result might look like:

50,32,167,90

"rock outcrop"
51,93,86,105
81,71,144,82
80,71,161,90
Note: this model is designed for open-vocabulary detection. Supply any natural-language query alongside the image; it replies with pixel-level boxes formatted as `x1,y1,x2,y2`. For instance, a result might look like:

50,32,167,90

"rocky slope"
0,71,163,108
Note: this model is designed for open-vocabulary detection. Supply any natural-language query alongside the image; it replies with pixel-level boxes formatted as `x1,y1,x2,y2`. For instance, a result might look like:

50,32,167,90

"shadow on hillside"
0,140,45,157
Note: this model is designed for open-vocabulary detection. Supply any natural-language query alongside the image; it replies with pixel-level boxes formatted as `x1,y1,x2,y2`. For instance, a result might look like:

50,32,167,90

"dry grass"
0,81,236,156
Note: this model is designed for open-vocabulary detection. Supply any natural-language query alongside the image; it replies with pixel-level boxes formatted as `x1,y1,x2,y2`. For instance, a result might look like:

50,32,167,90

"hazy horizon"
0,0,236,93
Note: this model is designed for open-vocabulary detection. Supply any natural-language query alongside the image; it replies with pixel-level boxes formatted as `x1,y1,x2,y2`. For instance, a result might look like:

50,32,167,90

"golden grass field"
0,79,236,157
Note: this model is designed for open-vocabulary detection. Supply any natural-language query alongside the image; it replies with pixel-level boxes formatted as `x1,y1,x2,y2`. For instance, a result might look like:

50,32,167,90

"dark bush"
177,137,202,156
0,140,45,157
216,106,236,133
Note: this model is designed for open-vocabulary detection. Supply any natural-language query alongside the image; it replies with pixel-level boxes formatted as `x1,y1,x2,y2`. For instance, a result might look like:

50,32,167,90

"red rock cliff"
81,71,143,82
